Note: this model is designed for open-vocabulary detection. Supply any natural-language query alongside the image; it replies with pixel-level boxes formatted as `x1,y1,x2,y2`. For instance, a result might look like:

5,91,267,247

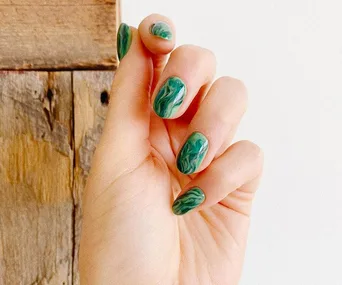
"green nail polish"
177,132,209,174
153,76,186,118
150,21,173,40
117,23,132,61
172,187,205,215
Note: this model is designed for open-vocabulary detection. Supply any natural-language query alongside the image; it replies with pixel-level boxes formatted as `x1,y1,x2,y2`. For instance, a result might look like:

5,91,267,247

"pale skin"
79,14,264,285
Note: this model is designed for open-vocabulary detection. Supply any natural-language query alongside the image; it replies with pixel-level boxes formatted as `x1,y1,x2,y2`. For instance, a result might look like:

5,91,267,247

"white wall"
122,1,342,284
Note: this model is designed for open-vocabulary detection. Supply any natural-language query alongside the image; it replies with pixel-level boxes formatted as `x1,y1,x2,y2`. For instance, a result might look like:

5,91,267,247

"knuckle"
233,140,264,176
172,45,216,69
216,76,248,99
213,76,248,110
238,140,264,161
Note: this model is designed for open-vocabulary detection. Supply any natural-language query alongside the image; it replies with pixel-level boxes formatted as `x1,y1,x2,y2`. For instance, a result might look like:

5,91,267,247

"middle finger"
152,44,216,119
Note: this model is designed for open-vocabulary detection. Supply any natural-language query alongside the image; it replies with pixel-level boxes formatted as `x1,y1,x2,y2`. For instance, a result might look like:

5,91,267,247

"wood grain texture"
72,71,114,284
0,71,116,284
0,0,118,70
0,71,74,284
0,1,119,282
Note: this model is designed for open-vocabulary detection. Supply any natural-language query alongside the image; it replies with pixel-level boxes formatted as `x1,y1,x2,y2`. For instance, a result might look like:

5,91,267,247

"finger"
176,77,248,175
172,140,263,215
97,25,153,169
152,45,216,119
138,14,176,91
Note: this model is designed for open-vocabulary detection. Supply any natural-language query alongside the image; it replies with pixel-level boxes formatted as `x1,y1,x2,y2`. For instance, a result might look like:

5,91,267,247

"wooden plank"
0,72,74,284
0,0,118,70
72,71,114,284
0,71,116,284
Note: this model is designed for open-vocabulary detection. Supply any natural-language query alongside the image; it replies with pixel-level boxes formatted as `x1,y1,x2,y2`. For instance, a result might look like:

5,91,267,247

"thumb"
97,25,153,172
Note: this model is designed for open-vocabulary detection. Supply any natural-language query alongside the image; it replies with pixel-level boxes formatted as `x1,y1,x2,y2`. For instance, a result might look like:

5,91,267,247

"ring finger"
176,76,248,175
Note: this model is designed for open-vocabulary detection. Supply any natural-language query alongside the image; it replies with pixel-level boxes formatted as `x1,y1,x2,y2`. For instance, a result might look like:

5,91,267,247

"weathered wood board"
0,71,74,284
0,0,118,70
0,71,115,284
0,0,118,282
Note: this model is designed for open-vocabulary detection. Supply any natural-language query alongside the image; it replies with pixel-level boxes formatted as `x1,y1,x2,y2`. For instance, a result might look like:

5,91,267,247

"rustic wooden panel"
72,71,114,284
0,71,74,284
0,0,118,70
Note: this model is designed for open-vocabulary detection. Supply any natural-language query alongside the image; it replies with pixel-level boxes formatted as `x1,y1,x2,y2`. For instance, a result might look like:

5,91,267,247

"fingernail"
150,21,173,40
177,132,209,174
172,187,205,215
153,76,186,118
117,23,132,61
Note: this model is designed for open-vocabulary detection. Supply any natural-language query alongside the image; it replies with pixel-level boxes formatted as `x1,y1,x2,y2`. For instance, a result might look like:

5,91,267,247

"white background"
122,1,342,284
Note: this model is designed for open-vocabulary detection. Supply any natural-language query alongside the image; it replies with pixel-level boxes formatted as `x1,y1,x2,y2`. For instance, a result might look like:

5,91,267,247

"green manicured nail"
117,23,132,61
150,21,173,40
177,132,209,174
153,76,186,118
172,187,205,215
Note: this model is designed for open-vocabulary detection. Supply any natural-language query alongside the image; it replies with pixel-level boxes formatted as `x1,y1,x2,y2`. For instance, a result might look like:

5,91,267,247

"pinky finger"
172,140,263,215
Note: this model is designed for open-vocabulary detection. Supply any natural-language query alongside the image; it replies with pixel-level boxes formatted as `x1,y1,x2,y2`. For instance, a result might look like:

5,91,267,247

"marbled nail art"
172,187,205,215
177,132,209,174
117,23,132,61
150,21,173,40
153,76,186,118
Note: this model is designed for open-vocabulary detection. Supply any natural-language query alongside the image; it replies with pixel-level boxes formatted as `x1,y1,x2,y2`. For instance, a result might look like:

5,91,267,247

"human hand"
79,14,263,285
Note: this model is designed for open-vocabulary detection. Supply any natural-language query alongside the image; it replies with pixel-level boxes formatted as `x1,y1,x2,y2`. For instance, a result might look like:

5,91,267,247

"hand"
79,14,263,285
